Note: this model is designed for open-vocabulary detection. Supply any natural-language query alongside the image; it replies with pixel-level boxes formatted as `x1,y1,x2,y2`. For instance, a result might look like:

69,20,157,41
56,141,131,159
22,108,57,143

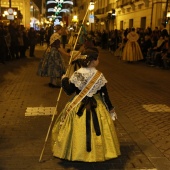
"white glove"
110,111,117,121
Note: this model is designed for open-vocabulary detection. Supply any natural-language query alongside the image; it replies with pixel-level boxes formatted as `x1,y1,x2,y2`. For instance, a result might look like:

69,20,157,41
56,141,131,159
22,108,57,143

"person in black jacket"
28,27,37,57
140,34,152,61
0,23,7,63
160,23,169,39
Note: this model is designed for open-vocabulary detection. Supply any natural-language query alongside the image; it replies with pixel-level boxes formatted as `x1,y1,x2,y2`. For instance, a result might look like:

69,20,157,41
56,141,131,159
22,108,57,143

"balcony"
116,0,146,8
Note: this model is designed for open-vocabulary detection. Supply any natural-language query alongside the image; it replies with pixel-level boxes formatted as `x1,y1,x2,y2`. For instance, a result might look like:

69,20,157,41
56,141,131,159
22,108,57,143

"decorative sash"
66,70,102,113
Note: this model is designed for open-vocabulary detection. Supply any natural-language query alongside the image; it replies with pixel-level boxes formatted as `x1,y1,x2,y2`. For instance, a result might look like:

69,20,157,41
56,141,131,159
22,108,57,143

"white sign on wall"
7,15,14,20
89,15,94,23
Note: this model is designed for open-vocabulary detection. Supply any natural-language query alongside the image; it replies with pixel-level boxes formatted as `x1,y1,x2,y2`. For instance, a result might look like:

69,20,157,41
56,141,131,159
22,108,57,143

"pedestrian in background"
44,25,70,88
9,23,19,59
39,28,45,46
17,26,25,58
4,26,11,61
0,23,7,63
51,48,120,162
160,23,169,39
61,27,68,49
122,28,143,62
28,27,37,57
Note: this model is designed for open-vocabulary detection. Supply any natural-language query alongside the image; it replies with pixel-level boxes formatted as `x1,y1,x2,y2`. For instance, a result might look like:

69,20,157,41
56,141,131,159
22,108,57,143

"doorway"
129,19,133,28
141,17,146,29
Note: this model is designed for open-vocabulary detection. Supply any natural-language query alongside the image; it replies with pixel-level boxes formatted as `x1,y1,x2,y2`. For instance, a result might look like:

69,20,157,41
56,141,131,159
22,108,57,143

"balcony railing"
116,0,140,8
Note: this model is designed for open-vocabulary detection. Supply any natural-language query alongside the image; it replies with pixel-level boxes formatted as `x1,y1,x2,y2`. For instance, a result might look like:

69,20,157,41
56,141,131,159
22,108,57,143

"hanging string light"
55,0,64,15
55,0,64,4
54,6,62,15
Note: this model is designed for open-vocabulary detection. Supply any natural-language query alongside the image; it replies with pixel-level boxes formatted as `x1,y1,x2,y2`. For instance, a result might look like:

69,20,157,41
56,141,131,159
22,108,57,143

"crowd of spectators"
0,22,54,64
77,23,170,69
1,22,170,70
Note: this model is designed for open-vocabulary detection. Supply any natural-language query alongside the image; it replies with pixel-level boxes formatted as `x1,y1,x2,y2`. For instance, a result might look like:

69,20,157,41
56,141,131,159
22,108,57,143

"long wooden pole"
39,3,90,163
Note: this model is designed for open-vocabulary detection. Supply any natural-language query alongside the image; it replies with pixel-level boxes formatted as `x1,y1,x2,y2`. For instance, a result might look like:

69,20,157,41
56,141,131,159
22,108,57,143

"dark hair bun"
81,49,98,67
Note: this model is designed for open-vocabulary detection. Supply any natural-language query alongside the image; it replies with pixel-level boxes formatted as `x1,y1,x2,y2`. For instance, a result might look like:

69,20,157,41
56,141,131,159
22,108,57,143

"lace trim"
128,32,139,41
70,68,107,97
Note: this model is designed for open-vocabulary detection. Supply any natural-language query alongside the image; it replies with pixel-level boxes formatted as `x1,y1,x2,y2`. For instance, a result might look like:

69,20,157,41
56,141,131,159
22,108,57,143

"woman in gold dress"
51,48,120,162
122,28,143,62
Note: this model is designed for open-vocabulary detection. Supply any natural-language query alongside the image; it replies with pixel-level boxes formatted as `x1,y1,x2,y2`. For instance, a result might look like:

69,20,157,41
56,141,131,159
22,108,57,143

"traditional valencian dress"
51,67,120,162
122,31,143,61
37,32,66,78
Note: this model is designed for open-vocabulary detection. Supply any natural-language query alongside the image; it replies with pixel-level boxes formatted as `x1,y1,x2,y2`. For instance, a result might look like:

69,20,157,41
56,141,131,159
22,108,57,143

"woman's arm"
58,47,70,57
99,85,114,111
100,85,117,120
61,76,76,95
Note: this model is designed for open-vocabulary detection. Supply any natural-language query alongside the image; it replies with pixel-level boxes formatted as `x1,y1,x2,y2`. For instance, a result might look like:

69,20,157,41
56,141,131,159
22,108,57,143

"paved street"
0,44,170,170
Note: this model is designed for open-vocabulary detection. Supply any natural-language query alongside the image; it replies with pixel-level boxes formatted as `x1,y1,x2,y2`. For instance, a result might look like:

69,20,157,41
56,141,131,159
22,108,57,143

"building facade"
1,0,169,31
0,0,40,29
73,0,169,31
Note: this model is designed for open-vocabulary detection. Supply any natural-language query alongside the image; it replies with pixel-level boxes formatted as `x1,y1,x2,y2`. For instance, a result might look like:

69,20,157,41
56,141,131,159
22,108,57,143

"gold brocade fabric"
51,94,121,162
122,41,144,61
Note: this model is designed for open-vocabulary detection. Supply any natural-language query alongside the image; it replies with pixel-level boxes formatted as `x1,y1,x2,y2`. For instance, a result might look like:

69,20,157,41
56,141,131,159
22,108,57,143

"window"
140,17,146,29
129,19,133,28
120,20,123,29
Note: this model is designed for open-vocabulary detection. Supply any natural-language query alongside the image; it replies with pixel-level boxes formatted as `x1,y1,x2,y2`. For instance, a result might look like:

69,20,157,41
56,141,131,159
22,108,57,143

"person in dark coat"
9,23,19,59
39,28,45,46
28,27,37,57
160,23,169,39
140,34,152,61
0,23,7,63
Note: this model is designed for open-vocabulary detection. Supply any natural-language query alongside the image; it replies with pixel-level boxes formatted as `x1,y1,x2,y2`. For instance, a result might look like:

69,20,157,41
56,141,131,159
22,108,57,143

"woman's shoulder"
76,67,97,74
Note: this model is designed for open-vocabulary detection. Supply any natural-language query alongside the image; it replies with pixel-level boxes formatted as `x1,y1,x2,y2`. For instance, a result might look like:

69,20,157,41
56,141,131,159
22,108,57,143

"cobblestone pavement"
0,44,170,170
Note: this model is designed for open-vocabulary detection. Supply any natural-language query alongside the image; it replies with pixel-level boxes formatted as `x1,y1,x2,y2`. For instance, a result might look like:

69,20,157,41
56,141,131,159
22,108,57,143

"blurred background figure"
122,28,143,62
39,28,45,46
28,27,37,57
61,27,68,49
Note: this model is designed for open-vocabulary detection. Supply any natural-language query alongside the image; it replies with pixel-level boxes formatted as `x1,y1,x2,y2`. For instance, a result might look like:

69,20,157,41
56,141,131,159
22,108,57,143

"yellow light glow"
167,12,170,17
4,11,8,15
73,15,77,20
72,15,78,22
101,22,104,25
13,11,17,16
89,2,94,11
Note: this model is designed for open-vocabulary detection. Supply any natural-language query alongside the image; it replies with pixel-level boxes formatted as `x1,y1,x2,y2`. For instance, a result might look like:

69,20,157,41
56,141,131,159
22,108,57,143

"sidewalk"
0,44,170,170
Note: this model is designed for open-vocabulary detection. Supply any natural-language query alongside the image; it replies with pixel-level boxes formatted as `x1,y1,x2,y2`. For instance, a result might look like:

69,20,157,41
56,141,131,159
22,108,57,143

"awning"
95,13,108,19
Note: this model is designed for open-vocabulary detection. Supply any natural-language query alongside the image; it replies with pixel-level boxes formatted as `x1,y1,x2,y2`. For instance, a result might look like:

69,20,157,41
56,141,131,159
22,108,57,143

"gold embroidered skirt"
122,41,143,61
51,94,120,162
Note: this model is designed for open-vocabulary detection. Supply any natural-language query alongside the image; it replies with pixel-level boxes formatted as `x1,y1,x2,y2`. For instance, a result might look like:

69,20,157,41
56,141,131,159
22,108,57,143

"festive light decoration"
54,18,61,25
55,0,64,3
46,0,73,23
47,0,73,5
55,3,63,15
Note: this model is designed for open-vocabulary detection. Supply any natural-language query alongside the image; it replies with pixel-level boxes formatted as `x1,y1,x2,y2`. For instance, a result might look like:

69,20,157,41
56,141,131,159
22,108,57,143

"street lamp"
88,1,95,31
86,21,90,26
2,9,17,18
72,15,78,22
89,2,94,11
